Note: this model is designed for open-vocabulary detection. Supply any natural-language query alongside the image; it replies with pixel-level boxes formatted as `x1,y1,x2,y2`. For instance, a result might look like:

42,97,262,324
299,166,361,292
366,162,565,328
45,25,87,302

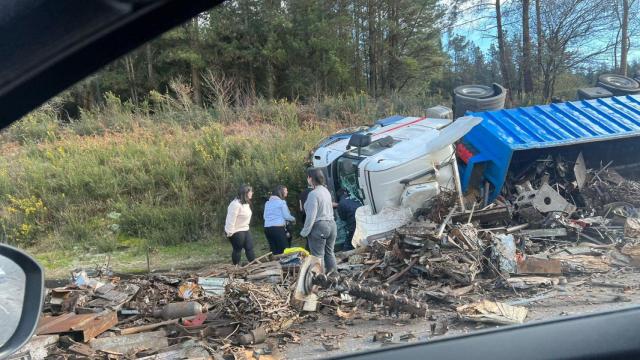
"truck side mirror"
0,244,45,358
348,133,372,148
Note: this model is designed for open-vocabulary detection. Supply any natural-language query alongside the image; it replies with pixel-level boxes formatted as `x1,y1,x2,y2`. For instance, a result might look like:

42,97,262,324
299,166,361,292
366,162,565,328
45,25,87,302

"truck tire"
634,70,640,83
596,74,640,95
453,83,507,118
453,85,494,99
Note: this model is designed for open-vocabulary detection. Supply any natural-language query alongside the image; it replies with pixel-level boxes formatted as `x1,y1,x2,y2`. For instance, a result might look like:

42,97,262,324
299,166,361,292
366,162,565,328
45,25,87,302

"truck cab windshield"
346,135,397,157
336,156,362,200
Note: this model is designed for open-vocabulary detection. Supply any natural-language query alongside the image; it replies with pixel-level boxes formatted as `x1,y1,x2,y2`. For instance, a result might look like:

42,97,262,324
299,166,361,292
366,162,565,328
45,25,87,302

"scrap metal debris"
456,300,528,325
20,153,640,359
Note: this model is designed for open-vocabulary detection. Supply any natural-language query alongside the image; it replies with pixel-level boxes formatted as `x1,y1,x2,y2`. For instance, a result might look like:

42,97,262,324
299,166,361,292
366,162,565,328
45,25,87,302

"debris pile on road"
28,253,308,360
212,281,298,335
323,154,640,324
18,153,640,359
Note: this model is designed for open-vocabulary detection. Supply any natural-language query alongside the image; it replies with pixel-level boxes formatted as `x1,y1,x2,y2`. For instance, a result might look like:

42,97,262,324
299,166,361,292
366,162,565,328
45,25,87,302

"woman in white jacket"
224,184,255,265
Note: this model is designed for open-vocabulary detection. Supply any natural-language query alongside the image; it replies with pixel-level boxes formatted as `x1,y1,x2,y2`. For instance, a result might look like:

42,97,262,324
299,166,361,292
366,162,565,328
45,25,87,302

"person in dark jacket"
336,189,361,251
263,185,296,255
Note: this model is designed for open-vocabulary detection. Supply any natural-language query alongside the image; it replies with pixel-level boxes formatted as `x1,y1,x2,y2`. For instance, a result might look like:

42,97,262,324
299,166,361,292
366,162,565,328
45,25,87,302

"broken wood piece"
620,244,640,267
37,311,118,342
68,343,95,357
516,257,562,275
553,255,611,274
559,247,604,256
239,252,272,269
336,306,357,320
138,340,212,360
10,335,59,360
119,319,179,336
451,205,511,224
507,276,560,289
588,279,629,289
456,300,528,325
507,290,559,306
385,258,418,284
520,228,568,238
90,330,169,354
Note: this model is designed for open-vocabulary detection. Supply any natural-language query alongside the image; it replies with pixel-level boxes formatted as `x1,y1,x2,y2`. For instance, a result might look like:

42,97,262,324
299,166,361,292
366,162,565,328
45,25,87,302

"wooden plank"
37,311,118,342
516,257,562,275
119,319,179,336
90,330,168,354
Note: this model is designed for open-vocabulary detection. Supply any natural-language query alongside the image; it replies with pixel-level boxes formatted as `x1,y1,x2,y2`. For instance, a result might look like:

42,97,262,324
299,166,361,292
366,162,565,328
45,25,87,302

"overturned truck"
312,93,640,247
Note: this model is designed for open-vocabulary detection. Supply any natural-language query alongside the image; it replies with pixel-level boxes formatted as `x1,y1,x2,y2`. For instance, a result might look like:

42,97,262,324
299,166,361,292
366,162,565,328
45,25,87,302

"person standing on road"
224,184,256,265
298,184,313,250
264,185,296,255
336,188,361,251
300,168,337,272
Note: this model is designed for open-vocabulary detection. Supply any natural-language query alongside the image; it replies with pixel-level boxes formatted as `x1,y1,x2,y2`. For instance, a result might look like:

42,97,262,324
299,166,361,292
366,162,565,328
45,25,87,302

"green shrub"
6,108,60,144
0,90,427,253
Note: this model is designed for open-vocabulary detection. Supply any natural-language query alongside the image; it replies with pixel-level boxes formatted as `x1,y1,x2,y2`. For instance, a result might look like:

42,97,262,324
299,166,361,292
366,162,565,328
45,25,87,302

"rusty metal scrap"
310,272,429,317
31,154,640,359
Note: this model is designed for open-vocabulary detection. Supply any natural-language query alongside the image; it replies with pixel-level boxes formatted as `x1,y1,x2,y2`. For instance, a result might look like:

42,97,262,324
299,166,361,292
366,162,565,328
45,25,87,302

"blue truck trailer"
458,94,640,201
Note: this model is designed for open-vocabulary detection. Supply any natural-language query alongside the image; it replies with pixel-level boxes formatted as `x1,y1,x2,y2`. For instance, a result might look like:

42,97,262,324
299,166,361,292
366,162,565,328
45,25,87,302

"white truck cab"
311,115,482,245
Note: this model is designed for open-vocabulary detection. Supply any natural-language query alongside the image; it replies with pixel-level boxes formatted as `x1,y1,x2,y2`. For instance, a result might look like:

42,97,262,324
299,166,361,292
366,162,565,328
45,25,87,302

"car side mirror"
0,244,44,358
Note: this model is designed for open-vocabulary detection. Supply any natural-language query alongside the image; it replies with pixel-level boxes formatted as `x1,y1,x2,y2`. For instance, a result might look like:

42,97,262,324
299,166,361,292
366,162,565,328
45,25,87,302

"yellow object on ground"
284,247,309,257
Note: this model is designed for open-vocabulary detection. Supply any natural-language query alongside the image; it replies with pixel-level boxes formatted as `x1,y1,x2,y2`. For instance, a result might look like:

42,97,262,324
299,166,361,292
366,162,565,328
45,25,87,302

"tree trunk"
354,0,361,91
124,56,138,105
535,0,543,74
265,61,275,100
377,7,385,95
191,65,202,106
367,0,377,97
614,27,620,70
190,18,202,106
621,0,629,76
387,0,399,92
496,0,512,101
145,44,156,90
522,0,534,94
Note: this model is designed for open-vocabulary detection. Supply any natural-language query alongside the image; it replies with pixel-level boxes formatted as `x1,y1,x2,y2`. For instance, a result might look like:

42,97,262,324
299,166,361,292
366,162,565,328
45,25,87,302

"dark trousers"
264,226,288,255
228,231,255,265
343,226,355,251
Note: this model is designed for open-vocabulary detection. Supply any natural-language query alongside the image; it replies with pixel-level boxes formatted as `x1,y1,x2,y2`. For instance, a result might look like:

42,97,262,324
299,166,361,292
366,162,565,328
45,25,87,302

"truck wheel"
597,74,640,95
453,83,507,118
453,85,494,99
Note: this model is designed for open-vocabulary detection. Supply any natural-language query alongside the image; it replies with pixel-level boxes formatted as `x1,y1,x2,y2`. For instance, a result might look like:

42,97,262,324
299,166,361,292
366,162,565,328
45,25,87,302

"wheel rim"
455,85,493,98
599,74,639,90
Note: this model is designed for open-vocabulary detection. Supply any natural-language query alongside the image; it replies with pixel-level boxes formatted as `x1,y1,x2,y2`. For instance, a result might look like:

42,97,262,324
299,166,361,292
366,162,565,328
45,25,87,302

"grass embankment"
0,91,426,278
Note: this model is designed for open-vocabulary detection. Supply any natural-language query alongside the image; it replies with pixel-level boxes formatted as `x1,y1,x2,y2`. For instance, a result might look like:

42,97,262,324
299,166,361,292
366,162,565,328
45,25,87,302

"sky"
445,1,640,67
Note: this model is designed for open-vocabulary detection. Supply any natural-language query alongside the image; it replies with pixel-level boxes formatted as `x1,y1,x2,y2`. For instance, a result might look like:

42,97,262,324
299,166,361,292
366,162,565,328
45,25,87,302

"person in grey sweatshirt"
300,168,337,272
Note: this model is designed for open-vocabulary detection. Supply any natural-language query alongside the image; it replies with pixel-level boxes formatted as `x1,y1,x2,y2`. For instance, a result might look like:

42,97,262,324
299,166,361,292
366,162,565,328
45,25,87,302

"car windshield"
3,0,640,359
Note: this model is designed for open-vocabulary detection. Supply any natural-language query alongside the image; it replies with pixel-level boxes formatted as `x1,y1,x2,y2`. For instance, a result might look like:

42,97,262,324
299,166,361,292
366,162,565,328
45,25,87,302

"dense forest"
64,0,640,113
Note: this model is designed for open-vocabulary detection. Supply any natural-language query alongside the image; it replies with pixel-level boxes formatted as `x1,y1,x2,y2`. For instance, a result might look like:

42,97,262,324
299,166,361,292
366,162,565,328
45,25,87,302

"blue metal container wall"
376,115,406,126
460,95,640,200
